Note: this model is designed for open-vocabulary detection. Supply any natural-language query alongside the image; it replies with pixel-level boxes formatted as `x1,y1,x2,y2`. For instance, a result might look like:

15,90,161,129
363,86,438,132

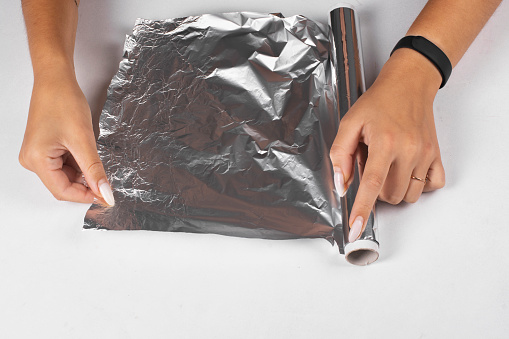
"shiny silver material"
330,8,379,263
84,10,378,263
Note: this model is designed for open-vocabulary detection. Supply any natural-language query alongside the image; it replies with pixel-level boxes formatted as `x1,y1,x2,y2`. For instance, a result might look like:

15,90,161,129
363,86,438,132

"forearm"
407,0,502,68
21,0,80,81
381,0,502,96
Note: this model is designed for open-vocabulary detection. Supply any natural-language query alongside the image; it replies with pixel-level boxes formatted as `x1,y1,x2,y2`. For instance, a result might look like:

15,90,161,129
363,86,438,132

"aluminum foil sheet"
84,9,378,263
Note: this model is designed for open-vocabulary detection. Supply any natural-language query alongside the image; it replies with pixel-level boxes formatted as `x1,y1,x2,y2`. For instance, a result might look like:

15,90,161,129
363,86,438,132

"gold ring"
411,175,427,184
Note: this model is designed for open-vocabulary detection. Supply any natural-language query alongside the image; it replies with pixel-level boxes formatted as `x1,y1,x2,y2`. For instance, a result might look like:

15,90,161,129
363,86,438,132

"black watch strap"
390,35,452,89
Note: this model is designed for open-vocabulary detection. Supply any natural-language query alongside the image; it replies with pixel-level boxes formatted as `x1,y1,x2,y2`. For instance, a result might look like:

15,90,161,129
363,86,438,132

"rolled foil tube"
330,7,379,265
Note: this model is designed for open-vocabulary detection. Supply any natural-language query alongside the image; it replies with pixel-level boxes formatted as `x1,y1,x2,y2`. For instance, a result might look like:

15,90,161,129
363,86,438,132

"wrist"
32,53,77,86
377,48,442,99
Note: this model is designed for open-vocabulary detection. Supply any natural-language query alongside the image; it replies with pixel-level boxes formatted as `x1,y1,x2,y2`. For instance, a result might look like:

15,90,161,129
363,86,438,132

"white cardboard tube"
344,240,379,266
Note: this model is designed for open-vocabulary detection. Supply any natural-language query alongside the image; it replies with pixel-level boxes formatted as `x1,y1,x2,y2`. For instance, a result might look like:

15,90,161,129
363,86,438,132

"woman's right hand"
19,69,115,206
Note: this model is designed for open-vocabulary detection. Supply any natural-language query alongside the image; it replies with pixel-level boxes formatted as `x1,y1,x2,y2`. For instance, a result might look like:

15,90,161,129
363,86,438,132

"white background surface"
1,0,509,338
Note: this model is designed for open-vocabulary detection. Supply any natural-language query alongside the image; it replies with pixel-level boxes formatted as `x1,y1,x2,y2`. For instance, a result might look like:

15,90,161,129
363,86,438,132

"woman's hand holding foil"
19,0,114,206
331,0,502,242
19,71,114,206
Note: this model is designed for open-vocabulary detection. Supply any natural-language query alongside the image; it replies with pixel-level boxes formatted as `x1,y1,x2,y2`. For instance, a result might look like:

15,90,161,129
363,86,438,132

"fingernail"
98,180,115,206
334,169,346,197
348,216,364,243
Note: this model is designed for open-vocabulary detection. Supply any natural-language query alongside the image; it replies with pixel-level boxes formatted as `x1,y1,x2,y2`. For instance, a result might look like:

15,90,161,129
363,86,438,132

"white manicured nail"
348,216,364,243
334,170,346,197
99,181,115,206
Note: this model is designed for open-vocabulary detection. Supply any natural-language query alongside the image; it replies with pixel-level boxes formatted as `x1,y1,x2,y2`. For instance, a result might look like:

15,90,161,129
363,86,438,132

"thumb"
68,135,115,206
330,117,362,197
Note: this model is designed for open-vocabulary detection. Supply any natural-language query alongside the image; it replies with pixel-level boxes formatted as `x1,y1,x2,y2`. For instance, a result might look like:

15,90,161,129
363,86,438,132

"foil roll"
330,7,379,265
84,9,379,265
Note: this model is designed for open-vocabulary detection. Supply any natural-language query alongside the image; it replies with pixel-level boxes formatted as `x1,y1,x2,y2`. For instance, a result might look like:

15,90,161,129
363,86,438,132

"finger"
37,165,96,203
404,165,431,203
423,157,446,192
378,159,414,205
348,144,392,243
67,135,115,206
330,117,362,197
61,163,109,205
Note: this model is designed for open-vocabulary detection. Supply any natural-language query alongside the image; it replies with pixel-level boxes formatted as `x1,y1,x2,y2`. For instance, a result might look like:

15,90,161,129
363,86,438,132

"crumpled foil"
85,10,378,261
